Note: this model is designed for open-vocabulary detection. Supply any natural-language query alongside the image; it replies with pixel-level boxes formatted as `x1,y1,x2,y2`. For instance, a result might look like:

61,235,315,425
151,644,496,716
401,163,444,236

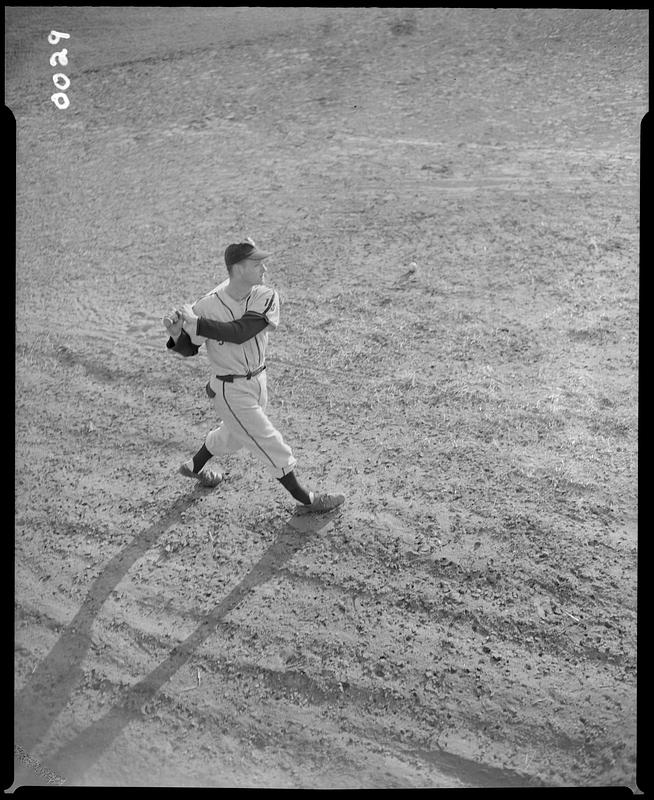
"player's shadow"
14,509,330,786
14,488,206,762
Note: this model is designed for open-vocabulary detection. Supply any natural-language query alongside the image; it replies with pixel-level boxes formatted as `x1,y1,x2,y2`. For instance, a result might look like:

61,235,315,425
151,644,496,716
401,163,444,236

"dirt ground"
9,6,644,790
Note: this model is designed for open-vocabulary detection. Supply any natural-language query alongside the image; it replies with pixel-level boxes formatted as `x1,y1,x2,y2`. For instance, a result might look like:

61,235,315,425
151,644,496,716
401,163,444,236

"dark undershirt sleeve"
196,312,269,344
166,329,201,357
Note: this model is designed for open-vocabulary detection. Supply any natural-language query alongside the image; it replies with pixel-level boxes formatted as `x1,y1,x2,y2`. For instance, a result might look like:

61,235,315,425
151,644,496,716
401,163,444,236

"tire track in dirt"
85,650,535,788
15,585,536,788
14,512,335,785
16,506,630,787
19,538,634,689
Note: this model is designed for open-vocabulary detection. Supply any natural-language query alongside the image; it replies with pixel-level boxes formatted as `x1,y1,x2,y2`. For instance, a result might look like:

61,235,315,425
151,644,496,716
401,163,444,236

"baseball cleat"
296,492,346,515
179,460,224,488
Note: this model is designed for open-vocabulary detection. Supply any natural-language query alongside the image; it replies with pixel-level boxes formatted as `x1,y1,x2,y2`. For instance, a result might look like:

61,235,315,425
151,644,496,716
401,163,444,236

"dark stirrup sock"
192,444,213,473
278,471,312,505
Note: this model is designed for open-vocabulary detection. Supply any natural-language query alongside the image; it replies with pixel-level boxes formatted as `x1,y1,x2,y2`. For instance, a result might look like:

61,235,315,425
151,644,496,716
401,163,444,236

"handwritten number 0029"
48,30,70,109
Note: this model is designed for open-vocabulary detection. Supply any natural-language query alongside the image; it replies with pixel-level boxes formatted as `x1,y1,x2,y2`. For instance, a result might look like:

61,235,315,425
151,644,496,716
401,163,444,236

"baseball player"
163,239,345,514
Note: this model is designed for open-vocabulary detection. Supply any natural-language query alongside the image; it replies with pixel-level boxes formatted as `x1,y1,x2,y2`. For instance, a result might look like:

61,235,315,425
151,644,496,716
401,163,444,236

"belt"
215,364,266,383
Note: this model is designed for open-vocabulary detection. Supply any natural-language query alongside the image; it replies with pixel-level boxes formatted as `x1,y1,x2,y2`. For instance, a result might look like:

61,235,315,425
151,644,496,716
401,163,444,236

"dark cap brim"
246,247,272,260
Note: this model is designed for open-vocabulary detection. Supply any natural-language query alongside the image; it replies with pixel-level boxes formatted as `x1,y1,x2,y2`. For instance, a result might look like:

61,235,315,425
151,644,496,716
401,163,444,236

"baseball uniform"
170,279,297,479
165,239,345,513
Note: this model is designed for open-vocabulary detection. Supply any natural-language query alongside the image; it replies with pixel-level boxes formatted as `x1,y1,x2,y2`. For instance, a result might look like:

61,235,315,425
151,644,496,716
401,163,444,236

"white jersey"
188,279,280,375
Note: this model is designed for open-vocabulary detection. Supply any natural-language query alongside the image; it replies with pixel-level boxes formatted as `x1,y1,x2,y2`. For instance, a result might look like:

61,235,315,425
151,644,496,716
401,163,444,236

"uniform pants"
204,371,297,479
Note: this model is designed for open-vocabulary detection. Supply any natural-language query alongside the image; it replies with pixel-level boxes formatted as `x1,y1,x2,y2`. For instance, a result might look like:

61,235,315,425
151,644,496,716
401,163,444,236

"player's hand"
180,303,199,335
163,308,183,339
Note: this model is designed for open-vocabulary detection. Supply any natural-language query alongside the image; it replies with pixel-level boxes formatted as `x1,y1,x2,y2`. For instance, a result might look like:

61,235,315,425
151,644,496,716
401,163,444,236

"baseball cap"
224,242,272,267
